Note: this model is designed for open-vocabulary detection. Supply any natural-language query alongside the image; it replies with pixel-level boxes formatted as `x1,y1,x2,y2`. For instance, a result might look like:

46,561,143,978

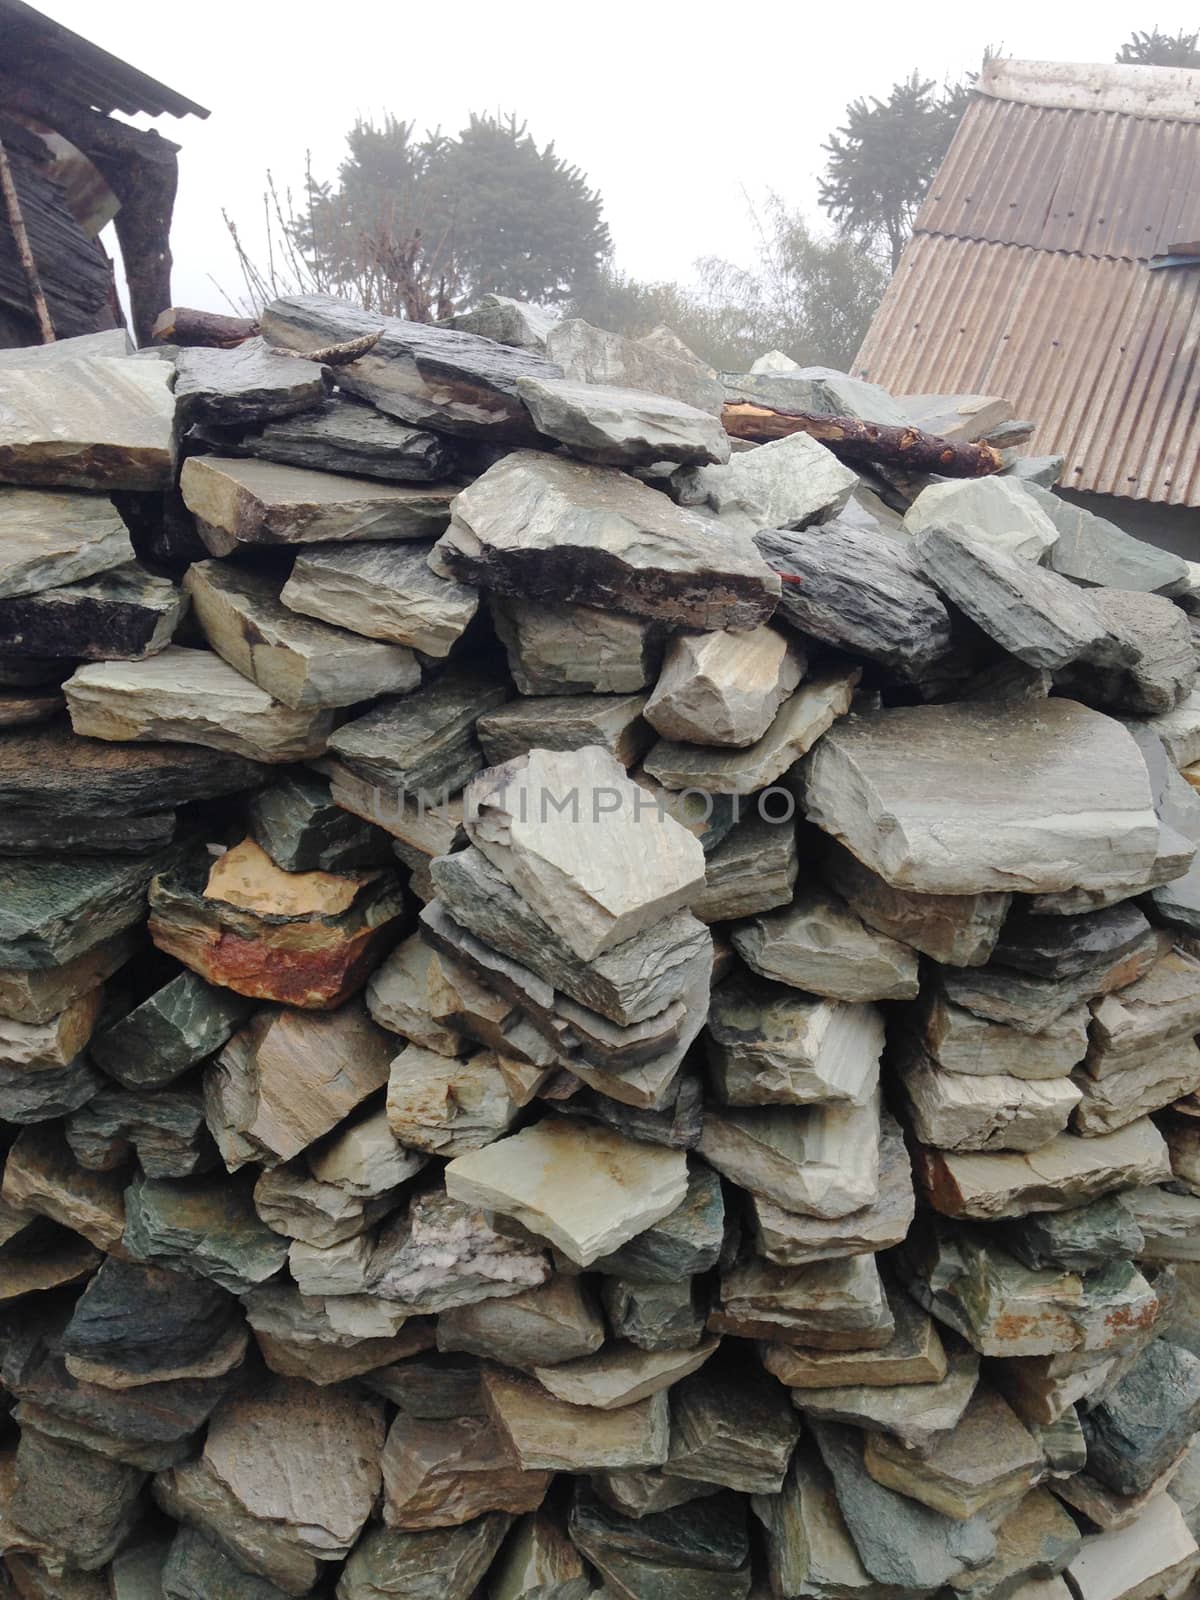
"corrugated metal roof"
0,0,208,120
917,96,1200,260
855,233,1200,505
857,60,1200,507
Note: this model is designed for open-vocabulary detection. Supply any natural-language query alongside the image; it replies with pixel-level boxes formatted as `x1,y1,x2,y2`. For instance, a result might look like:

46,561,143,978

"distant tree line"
221,26,1196,372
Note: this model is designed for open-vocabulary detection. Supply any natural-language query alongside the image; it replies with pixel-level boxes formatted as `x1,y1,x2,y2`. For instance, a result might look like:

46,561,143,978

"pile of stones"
1,296,1200,1600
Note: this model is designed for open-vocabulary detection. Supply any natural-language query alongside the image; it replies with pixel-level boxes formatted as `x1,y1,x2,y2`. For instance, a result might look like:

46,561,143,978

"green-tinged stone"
9,1428,145,1570
281,539,478,657
0,357,174,490
327,664,509,796
65,1089,217,1177
0,847,177,970
123,1171,289,1293
90,971,254,1090
336,1514,512,1600
810,1420,996,1589
1081,1338,1200,1498
248,771,393,873
661,1358,802,1495
0,487,133,599
161,1525,295,1600
602,1277,708,1354
999,1195,1144,1273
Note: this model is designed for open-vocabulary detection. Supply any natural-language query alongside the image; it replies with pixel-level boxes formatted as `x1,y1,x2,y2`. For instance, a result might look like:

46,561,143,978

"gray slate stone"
432,451,780,632
757,519,955,679
731,887,920,1002
903,476,1059,560
174,339,328,427
0,487,133,599
1057,589,1195,715
447,294,558,351
280,540,479,658
263,291,563,439
1081,1339,1200,1497
803,699,1159,896
517,375,731,468
0,561,185,661
0,848,177,970
810,1419,996,1589
327,666,509,796
1034,483,1189,592
237,394,460,480
547,318,725,413
0,356,174,491
90,972,253,1090
912,525,1128,672
247,772,391,874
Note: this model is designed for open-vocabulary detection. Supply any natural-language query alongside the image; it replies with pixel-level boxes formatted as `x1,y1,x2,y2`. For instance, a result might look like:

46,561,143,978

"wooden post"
0,135,55,343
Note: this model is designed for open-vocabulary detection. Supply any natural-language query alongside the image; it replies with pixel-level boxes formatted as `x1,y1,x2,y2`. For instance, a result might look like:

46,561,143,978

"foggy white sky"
34,0,1200,317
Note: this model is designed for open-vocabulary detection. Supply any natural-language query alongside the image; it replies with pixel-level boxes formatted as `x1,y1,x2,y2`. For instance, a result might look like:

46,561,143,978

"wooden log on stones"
721,403,1004,477
151,306,258,348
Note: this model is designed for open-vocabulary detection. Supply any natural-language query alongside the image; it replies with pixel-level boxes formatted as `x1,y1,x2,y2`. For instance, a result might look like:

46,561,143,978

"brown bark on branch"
722,403,1003,478
152,306,259,347
270,329,382,367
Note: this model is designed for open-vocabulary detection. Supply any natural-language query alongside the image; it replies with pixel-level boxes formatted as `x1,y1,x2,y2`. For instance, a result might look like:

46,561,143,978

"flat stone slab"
431,450,780,631
476,691,652,769
532,1337,719,1411
179,456,455,555
0,561,185,661
0,849,173,970
913,525,1124,671
491,595,663,694
90,971,253,1090
803,699,1159,895
793,1348,980,1451
483,1366,670,1473
917,1118,1172,1220
731,886,920,1002
0,487,133,599
1064,1493,1198,1600
0,926,134,1026
644,626,804,748
691,810,799,923
711,1253,893,1349
691,429,858,534
465,745,705,961
751,1108,914,1266
174,339,327,427
262,290,564,438
758,519,955,680
1036,482,1189,592
645,666,860,795
328,665,507,796
445,1118,688,1267
437,1276,604,1370
0,356,174,490
237,394,461,481
762,1285,947,1388
516,375,730,467
66,646,334,764
185,561,419,709
823,839,1010,966
280,540,478,657
338,1516,512,1600
903,1054,1082,1151
431,844,709,1027
920,992,1089,1079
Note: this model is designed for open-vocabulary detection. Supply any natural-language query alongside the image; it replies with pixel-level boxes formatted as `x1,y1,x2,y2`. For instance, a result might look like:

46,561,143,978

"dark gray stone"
161,1527,293,1600
9,1427,145,1570
991,902,1154,982
0,808,176,857
1081,1339,1200,1497
662,1358,802,1495
1035,482,1189,593
756,519,954,679
0,562,184,661
517,375,730,468
247,772,392,873
337,1514,512,1600
999,1195,1145,1273
65,1090,218,1178
262,291,562,439
327,666,509,796
602,1277,707,1354
90,971,254,1090
123,1172,289,1294
1057,589,1195,715
173,339,327,428
61,1258,244,1382
810,1419,996,1588
0,848,179,971
237,394,461,480
0,722,263,816
912,524,1132,672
